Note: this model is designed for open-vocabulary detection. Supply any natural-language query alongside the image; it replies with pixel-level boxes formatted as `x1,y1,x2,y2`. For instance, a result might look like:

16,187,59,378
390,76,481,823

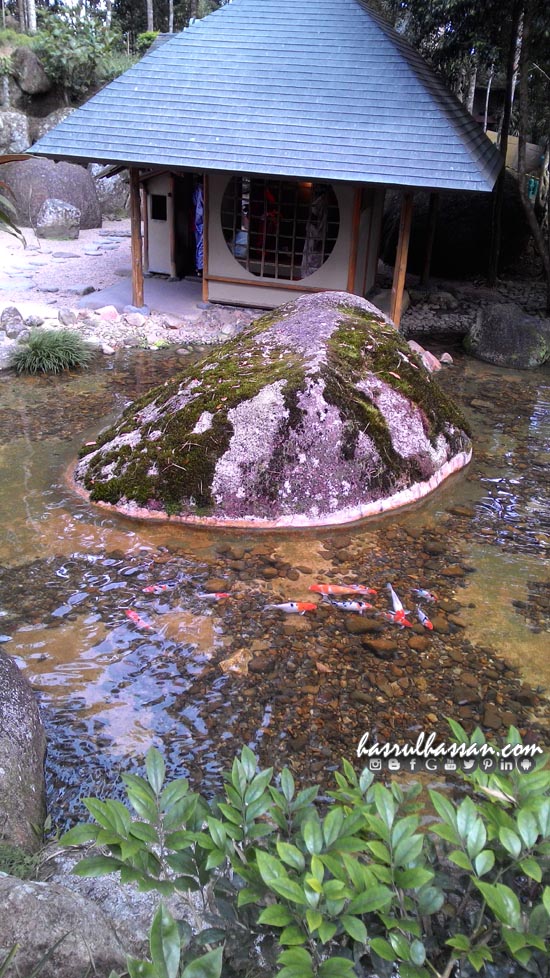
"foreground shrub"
11,329,95,374
62,724,550,978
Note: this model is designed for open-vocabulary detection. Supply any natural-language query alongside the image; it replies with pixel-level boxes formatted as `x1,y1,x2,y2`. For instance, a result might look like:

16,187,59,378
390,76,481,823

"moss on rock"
75,291,471,524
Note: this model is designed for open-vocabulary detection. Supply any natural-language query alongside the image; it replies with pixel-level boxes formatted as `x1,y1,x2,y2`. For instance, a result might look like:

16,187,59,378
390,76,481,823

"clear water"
0,344,548,827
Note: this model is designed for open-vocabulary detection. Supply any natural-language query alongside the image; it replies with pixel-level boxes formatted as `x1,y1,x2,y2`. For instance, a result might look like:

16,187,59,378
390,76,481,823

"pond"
0,343,548,828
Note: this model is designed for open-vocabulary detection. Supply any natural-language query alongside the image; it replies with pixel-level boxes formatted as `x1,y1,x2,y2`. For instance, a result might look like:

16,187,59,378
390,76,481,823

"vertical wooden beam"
141,185,149,273
390,191,413,327
168,174,177,278
130,167,144,308
420,191,439,288
202,172,209,303
346,186,362,293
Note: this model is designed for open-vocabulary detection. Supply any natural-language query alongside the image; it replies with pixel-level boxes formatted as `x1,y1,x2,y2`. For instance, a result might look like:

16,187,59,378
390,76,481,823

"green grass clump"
11,329,96,375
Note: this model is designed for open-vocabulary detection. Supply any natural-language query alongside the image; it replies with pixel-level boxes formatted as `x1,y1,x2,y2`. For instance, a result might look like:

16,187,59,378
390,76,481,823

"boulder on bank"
0,650,46,851
465,302,550,369
1,157,101,229
75,292,471,527
0,876,126,978
35,197,81,239
11,47,51,95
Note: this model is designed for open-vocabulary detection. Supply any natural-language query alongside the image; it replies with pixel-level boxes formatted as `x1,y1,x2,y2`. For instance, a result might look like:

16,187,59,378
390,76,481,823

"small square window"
151,194,167,221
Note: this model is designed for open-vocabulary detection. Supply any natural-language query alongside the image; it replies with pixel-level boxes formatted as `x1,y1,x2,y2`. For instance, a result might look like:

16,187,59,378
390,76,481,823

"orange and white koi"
264,601,317,614
416,606,434,630
142,581,178,594
384,610,414,628
326,598,374,615
309,583,377,596
125,609,153,630
197,592,231,601
412,588,437,602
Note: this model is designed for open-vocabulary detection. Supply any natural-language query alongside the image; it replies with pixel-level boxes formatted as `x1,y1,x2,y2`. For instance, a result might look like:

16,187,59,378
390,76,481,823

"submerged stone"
74,292,472,527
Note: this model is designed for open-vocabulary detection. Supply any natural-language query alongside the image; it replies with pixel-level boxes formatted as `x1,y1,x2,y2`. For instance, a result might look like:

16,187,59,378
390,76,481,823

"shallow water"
0,344,548,828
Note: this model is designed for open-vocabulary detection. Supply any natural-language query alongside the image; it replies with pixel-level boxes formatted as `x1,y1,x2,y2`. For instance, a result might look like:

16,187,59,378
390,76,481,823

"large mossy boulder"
75,292,472,527
465,303,550,369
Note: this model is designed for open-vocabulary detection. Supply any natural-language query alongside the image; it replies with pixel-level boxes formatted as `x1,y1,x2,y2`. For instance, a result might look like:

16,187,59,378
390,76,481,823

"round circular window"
221,176,340,281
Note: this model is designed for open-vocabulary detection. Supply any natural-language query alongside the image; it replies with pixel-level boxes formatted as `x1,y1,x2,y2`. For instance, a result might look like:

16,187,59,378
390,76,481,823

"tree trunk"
483,65,494,132
25,0,37,34
105,0,112,29
466,59,477,115
517,1,550,312
146,0,154,32
487,0,523,286
17,0,25,31
168,0,174,32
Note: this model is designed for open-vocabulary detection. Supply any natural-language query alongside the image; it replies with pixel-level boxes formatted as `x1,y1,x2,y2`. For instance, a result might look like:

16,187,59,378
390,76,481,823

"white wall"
146,174,172,275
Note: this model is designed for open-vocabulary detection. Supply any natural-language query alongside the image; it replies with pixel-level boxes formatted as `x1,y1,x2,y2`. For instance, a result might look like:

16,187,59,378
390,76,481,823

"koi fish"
416,606,434,630
326,599,374,614
125,609,153,630
384,611,414,628
412,588,437,602
386,583,409,616
309,583,377,596
142,581,178,594
197,592,231,601
264,601,317,614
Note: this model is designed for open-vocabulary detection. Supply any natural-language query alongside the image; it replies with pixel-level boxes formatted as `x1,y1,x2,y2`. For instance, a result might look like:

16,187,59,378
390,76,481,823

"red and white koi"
125,609,153,630
142,581,178,594
412,588,437,602
416,606,434,630
325,598,374,615
309,583,377,596
264,601,317,614
197,592,231,601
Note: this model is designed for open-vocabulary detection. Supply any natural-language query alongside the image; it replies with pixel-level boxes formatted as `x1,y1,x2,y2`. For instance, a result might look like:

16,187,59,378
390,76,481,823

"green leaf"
256,849,287,886
446,934,470,951
389,930,411,960
369,937,395,961
499,826,522,858
271,877,309,906
449,850,473,872
416,886,444,915
543,886,550,916
517,810,539,848
467,946,493,971
318,920,338,943
341,915,368,943
347,884,393,914
474,849,495,877
323,808,345,847
127,959,157,978
318,957,355,977
409,940,426,966
394,868,433,890
393,833,424,867
60,823,99,846
456,797,477,841
244,768,273,804
206,817,226,852
240,745,258,780
366,840,391,863
279,925,307,945
466,819,486,860
258,904,294,927
276,842,305,872
73,855,123,877
278,947,312,967
281,768,295,802
159,777,190,810
145,748,166,795
122,774,159,822
306,910,323,933
302,817,323,855
181,945,223,978
429,791,458,831
475,881,521,928
149,903,180,978
373,784,396,830
520,857,542,882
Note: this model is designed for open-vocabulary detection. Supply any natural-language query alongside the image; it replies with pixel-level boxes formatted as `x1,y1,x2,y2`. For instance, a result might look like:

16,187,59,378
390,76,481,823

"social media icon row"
365,756,537,774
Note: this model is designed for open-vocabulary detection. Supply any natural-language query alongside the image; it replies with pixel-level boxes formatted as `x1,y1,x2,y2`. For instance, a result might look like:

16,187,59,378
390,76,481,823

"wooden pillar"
130,167,144,308
390,191,413,328
346,187,362,293
202,172,209,303
420,191,439,288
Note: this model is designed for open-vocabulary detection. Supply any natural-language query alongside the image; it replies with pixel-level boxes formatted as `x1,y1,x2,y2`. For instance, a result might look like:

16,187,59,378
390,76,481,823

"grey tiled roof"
31,0,502,192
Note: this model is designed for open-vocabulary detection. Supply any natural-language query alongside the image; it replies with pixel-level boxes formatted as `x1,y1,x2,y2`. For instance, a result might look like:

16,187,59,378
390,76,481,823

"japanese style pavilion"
31,0,502,324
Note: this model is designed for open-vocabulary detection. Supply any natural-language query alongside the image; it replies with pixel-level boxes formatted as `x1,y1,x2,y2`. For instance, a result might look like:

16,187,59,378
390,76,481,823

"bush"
34,8,120,102
61,723,550,978
11,329,96,374
136,31,159,54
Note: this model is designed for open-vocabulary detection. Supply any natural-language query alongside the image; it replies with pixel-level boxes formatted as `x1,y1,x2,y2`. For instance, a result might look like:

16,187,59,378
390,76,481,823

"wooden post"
168,174,177,278
346,187,362,293
390,191,413,328
420,191,439,288
130,167,144,308
202,172,209,303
